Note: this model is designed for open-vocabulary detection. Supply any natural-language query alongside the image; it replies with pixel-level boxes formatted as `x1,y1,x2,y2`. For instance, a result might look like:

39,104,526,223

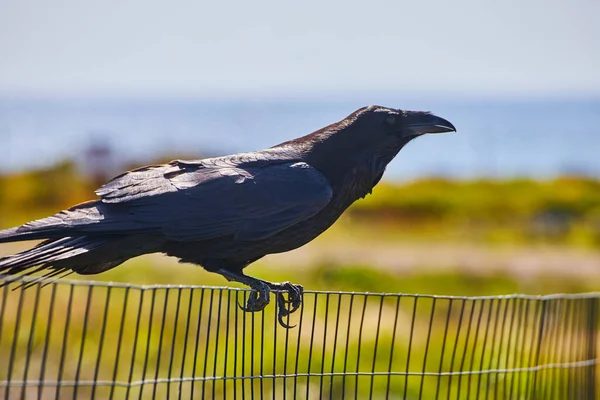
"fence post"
587,298,598,399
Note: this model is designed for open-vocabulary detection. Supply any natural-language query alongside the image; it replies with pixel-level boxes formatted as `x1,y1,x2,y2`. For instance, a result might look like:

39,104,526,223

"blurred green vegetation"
0,161,94,228
353,177,600,247
2,160,600,247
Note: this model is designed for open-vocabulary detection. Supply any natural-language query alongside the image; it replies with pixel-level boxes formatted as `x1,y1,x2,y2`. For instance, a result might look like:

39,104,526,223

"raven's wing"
95,158,333,242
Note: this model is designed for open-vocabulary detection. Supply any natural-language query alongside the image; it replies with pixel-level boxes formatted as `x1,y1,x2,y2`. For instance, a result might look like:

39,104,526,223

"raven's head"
307,105,455,156
302,105,455,189
274,105,455,197
341,105,456,144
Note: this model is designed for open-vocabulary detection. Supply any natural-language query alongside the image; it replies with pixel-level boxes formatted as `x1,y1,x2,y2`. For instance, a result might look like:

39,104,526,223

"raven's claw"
272,282,303,328
220,269,303,329
237,280,270,312
234,280,303,329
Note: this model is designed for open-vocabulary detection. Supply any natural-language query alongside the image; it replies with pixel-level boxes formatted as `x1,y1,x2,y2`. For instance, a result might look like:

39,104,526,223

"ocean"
1,96,599,180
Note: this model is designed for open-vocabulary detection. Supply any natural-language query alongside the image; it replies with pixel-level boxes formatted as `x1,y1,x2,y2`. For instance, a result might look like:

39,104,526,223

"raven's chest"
263,194,356,255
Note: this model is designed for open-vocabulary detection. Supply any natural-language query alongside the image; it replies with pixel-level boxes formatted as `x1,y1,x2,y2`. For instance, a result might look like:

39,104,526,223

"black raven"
0,106,455,327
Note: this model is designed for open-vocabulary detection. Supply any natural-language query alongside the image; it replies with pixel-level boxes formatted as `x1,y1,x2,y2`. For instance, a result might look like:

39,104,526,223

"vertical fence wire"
0,276,598,399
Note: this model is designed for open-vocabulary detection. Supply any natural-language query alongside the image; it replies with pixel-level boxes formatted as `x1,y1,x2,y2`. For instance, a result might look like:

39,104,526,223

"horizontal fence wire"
0,276,598,399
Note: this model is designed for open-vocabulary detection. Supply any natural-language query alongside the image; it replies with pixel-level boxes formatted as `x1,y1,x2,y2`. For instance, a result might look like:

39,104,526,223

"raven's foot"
270,281,303,321
217,269,303,329
241,281,303,328
239,279,271,313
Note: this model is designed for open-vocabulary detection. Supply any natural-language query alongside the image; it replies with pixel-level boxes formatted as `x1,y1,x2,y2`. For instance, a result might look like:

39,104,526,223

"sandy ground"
262,239,600,279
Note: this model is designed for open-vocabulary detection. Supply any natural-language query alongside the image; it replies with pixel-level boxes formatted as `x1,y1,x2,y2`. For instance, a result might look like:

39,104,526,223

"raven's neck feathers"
272,106,371,152
270,109,407,203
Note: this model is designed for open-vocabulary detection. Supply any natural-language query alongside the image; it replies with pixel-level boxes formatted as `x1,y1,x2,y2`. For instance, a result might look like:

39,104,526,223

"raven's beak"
404,112,456,136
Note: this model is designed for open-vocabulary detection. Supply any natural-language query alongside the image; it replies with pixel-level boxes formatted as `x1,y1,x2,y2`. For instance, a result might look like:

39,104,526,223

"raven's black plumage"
0,105,455,327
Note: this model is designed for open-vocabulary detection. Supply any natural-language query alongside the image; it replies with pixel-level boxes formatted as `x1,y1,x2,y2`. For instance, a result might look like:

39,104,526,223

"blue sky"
0,0,599,98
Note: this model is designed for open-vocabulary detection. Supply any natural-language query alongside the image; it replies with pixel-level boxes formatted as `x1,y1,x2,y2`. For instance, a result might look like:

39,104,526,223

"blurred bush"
0,161,92,228
351,177,600,246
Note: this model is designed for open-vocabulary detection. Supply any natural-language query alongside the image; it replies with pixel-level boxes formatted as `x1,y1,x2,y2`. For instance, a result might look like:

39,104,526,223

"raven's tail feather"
0,226,56,243
0,201,163,287
0,200,110,244
0,215,82,244
0,236,128,286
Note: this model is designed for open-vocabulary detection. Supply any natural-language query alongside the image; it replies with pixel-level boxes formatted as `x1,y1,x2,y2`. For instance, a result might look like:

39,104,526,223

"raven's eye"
385,115,397,125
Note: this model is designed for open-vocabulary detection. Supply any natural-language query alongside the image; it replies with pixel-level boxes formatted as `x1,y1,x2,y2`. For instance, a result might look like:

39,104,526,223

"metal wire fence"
0,276,598,399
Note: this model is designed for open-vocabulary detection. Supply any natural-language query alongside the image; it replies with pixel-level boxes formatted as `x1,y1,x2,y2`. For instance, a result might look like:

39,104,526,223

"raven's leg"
217,269,303,328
